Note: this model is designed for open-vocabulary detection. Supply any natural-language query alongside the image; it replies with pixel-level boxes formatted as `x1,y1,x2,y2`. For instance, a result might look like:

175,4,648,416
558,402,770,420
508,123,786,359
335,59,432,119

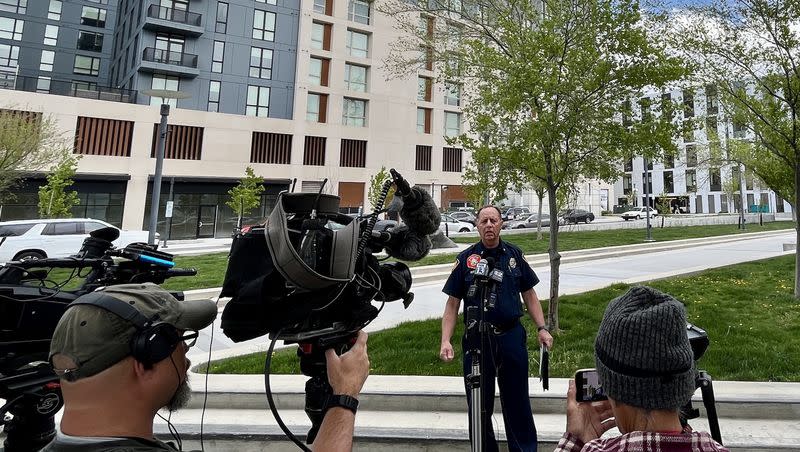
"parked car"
449,210,477,225
620,206,659,221
0,218,155,262
439,215,476,233
501,207,531,221
559,209,595,224
503,213,551,229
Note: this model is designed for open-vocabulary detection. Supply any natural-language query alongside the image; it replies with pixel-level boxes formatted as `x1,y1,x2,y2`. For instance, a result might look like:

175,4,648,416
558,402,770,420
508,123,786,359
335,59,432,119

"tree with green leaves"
381,0,687,330
655,191,671,227
0,109,68,204
674,0,800,295
38,154,80,218
368,166,396,213
226,166,264,228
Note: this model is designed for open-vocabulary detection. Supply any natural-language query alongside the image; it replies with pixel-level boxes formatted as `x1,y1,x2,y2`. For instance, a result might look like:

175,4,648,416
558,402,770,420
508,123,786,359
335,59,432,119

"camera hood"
266,192,359,291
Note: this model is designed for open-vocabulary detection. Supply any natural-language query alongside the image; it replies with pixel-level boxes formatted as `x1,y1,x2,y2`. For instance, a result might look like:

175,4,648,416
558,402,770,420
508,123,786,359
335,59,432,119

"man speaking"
440,205,553,452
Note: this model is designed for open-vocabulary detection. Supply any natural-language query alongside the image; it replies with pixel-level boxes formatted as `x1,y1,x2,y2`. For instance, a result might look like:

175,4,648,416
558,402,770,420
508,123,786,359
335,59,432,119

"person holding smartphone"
555,286,728,451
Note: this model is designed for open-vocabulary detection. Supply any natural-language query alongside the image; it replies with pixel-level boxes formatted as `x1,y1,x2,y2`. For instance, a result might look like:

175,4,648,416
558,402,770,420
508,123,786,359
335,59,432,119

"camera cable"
263,329,313,452
198,301,219,452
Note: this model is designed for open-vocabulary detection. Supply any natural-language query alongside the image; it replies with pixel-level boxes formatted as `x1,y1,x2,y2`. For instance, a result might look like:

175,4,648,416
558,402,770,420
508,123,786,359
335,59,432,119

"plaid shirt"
555,431,730,452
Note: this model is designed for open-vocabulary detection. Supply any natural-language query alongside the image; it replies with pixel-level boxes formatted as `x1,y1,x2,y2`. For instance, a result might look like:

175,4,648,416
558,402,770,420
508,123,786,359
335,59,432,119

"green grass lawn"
159,222,792,292
200,253,800,382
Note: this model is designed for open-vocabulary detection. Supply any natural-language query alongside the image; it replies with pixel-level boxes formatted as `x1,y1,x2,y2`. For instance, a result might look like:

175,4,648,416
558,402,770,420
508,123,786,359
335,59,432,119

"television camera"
0,227,196,451
220,169,441,448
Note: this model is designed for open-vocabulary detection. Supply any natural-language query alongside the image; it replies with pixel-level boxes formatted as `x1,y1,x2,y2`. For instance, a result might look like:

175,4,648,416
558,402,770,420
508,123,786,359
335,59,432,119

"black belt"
489,319,520,335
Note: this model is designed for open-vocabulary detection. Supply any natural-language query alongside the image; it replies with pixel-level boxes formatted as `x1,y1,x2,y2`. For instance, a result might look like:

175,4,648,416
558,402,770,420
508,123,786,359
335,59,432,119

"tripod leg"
304,375,331,445
698,371,722,445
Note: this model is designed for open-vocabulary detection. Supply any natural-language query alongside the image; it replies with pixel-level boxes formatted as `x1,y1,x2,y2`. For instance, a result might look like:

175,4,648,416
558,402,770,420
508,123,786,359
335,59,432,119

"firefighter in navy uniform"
440,205,554,452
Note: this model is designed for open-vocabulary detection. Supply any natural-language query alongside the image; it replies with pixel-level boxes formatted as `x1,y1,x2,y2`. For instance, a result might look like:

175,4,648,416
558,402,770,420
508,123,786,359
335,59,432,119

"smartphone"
574,368,608,402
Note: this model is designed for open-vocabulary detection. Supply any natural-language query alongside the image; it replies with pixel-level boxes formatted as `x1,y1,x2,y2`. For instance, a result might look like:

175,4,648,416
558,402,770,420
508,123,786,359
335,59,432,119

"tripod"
0,363,63,452
680,370,722,444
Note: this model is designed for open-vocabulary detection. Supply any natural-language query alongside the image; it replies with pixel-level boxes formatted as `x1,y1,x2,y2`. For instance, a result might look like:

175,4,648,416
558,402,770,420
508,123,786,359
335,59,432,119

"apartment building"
612,85,792,216
0,0,471,239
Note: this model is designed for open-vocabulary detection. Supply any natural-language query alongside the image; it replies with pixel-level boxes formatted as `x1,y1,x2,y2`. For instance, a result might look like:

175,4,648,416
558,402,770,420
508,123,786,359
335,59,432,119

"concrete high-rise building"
0,0,472,239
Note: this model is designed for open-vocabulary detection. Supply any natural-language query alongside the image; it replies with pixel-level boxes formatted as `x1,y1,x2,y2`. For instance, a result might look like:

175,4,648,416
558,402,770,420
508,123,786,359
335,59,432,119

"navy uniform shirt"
443,239,539,325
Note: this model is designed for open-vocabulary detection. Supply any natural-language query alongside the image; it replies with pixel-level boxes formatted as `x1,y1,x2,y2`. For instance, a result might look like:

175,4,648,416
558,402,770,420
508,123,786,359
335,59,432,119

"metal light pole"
141,89,190,245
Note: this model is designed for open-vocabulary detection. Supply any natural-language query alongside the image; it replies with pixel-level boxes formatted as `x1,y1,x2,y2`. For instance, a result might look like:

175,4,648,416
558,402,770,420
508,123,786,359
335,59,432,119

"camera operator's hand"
439,341,455,362
565,379,616,444
326,330,369,398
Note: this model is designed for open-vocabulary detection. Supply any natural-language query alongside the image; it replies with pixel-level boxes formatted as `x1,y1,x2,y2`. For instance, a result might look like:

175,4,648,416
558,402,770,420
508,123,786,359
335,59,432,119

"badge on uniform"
509,257,517,269
466,254,481,269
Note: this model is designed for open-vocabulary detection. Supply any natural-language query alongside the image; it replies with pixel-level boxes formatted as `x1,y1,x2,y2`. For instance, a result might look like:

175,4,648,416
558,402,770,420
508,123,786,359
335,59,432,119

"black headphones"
69,291,181,367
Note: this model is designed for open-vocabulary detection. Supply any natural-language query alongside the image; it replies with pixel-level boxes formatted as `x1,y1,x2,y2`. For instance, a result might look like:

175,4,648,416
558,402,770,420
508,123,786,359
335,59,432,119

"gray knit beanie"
594,286,696,410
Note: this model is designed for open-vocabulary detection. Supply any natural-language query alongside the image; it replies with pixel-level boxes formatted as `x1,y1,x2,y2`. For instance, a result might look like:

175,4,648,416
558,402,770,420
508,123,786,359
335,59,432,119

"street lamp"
141,89,191,245
643,155,655,242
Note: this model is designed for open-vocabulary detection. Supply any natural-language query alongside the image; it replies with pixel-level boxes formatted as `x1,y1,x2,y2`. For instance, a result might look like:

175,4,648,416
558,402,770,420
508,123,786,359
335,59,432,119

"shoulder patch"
466,254,481,269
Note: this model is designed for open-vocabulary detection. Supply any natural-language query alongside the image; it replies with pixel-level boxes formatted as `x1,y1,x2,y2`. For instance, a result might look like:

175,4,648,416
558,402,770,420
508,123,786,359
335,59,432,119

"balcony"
139,48,199,78
143,5,203,36
0,73,137,104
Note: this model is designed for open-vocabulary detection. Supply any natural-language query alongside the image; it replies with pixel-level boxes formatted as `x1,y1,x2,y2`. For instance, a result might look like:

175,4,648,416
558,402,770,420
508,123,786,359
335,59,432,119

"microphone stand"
465,274,494,452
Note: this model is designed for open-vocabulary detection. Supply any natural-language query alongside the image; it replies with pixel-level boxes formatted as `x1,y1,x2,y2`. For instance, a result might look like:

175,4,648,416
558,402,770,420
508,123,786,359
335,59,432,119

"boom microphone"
390,169,441,235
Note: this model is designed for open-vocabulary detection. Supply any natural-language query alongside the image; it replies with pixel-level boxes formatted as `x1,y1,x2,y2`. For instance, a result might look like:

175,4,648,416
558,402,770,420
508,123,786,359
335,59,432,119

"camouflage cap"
50,283,217,381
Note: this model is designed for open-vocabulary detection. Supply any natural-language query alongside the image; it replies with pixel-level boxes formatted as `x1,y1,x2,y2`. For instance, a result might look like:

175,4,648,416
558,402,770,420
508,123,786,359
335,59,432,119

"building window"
686,169,696,192
685,145,697,167
706,115,718,139
623,174,632,195
48,0,62,20
155,33,185,57
249,47,273,79
705,84,718,115
664,154,674,169
44,24,58,46
150,74,180,106
73,55,100,76
255,0,277,4
683,89,694,118
418,76,432,101
344,63,367,92
309,56,329,86
0,0,27,14
207,80,220,112
246,85,270,117
417,107,431,134
663,171,674,193
251,132,291,164
307,92,327,123
444,82,461,107
81,6,107,28
253,10,276,41
211,40,224,73
444,111,461,138
340,139,367,167
346,29,368,58
710,168,722,191
0,17,23,41
342,97,367,127
311,21,331,50
36,76,50,93
77,31,104,52
415,145,432,171
40,50,55,72
442,147,462,172
348,0,370,25
313,0,332,15
216,2,228,33
304,136,326,165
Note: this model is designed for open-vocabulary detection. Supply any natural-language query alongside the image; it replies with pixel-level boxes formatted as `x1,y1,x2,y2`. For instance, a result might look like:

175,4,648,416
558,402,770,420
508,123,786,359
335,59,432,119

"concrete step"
157,408,800,451
188,375,800,422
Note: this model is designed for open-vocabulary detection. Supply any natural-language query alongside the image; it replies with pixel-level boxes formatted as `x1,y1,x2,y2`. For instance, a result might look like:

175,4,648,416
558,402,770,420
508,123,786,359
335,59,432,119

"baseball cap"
50,283,217,381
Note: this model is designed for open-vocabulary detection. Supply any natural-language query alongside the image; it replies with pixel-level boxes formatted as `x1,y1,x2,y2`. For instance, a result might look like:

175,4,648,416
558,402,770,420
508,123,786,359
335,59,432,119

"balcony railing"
142,48,198,68
0,73,137,104
147,5,202,27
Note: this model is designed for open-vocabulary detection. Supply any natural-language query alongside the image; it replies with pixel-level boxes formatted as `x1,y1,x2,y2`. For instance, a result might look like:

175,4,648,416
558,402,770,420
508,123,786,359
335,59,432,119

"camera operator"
555,286,728,452
40,283,370,452
440,205,554,452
